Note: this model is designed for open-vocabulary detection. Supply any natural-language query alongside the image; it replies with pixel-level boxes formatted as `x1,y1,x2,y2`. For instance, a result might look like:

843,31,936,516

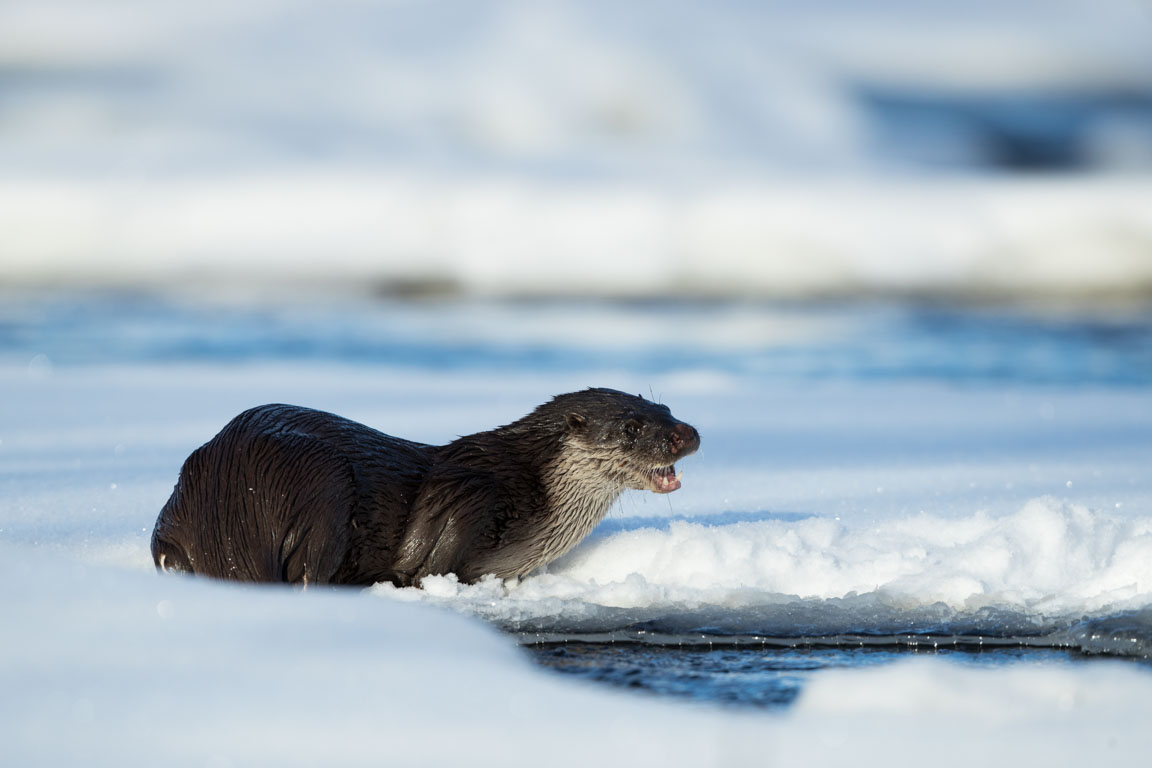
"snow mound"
372,498,1152,640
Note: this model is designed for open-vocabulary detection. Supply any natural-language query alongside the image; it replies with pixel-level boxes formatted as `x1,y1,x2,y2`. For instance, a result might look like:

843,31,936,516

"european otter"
151,388,699,587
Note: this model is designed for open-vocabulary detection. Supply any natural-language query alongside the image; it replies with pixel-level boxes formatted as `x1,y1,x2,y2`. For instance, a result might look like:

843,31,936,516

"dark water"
523,640,1144,710
512,605,1152,709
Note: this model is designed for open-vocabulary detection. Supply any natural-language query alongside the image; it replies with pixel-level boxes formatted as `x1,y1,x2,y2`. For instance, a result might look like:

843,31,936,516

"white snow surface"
5,545,1152,767
3,1,1152,297
3,358,1152,763
386,497,1152,637
4,175,1152,298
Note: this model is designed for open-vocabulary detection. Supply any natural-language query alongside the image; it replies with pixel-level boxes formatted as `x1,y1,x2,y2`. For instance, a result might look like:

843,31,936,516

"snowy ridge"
4,546,1152,766
4,176,1152,297
372,498,1152,650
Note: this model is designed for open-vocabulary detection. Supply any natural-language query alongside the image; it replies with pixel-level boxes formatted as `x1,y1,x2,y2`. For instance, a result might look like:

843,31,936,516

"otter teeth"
648,464,682,493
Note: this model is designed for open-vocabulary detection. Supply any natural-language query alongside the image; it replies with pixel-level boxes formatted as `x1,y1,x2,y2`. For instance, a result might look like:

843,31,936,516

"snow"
3,1,1152,298
2,356,1152,764
380,498,1152,643
3,348,1152,764
0,545,730,768
781,661,1152,764
5,543,1152,768
4,175,1152,298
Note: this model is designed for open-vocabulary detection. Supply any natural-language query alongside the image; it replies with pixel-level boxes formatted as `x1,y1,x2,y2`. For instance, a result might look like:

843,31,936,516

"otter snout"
668,422,700,457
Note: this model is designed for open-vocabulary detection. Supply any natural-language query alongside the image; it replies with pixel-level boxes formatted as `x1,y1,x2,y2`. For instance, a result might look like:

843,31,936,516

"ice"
3,322,1152,762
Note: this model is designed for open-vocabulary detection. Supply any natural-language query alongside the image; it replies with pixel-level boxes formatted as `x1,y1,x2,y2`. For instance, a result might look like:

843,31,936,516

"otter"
150,388,699,587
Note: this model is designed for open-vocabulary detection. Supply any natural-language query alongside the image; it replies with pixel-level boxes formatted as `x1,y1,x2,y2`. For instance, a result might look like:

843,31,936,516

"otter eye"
624,420,643,438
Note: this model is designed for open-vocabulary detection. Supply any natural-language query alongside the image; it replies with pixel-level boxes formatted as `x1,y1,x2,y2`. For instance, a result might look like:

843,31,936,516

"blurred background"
2,0,1151,299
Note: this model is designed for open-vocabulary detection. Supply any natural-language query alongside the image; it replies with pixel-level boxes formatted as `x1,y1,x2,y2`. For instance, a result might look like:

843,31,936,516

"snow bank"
782,660,1152,764
551,499,1152,611
372,497,1152,640
3,2,1152,297
3,176,1152,297
4,546,1152,767
0,546,738,768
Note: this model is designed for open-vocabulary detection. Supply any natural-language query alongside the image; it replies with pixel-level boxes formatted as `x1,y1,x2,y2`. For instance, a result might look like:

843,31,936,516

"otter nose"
668,422,700,456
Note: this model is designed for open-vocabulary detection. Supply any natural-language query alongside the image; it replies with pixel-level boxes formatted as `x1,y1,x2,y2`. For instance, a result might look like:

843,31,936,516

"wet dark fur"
151,388,699,587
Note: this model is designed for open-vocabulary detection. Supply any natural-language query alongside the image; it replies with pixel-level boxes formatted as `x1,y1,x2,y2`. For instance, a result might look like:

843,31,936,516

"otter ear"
565,412,587,432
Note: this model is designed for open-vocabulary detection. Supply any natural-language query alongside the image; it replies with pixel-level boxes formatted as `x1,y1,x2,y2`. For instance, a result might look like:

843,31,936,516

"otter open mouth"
647,465,682,494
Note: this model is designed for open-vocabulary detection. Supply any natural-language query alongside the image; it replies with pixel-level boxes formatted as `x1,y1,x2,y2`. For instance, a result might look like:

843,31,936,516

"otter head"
554,388,700,494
